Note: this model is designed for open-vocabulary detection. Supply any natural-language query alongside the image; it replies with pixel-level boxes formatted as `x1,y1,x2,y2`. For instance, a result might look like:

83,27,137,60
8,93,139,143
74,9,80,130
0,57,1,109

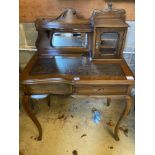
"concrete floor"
19,95,135,155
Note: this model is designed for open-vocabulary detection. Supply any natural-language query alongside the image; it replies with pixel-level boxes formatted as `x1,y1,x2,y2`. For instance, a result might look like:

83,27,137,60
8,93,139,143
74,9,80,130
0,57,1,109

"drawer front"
74,85,128,95
27,83,72,94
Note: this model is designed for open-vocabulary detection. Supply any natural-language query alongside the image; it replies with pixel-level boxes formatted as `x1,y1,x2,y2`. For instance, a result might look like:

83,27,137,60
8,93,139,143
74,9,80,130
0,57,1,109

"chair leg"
22,94,42,141
114,96,132,141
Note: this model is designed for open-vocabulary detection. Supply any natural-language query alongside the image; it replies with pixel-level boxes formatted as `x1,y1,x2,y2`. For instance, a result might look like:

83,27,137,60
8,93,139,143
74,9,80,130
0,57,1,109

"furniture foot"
114,96,132,141
22,94,42,141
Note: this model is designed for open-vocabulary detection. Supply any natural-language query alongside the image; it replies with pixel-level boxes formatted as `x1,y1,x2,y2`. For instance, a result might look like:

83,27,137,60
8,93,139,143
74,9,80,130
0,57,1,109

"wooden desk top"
21,54,134,85
30,56,124,76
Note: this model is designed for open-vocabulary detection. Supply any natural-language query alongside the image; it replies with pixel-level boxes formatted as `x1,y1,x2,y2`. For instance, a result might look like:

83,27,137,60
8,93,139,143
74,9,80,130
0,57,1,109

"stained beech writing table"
21,6,134,141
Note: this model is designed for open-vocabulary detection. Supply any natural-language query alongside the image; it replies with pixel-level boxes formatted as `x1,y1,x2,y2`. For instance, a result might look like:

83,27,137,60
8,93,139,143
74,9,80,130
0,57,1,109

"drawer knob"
94,88,104,92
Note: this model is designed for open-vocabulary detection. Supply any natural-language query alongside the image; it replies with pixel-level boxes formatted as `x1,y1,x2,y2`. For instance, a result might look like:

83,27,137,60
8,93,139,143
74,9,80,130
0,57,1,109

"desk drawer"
74,85,128,95
27,83,72,94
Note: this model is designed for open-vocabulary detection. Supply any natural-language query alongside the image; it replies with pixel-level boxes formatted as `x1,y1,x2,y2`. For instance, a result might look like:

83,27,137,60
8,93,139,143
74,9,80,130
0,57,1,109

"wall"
20,0,135,22
124,21,135,73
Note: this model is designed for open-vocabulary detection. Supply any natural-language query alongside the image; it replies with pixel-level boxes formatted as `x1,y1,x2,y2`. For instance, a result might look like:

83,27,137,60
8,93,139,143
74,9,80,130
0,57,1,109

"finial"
65,8,76,14
108,3,112,11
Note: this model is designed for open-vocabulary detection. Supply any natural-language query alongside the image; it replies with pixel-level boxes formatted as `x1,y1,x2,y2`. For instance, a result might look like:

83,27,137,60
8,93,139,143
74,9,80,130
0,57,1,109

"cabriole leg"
22,94,42,140
114,96,132,141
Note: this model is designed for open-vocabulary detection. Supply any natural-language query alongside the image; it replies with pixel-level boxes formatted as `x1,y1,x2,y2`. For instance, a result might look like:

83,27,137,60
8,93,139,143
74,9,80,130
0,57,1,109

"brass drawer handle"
94,88,104,92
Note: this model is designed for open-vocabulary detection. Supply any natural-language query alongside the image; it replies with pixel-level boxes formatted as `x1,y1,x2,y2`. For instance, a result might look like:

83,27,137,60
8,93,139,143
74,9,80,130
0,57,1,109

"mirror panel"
51,32,88,47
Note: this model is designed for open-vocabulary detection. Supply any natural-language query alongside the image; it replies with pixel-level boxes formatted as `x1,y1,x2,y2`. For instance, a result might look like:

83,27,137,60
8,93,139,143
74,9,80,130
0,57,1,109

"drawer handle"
94,88,104,92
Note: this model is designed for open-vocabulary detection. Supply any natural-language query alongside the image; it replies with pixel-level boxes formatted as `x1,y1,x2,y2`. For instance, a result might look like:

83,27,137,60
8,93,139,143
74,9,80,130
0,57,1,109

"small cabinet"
91,3,128,59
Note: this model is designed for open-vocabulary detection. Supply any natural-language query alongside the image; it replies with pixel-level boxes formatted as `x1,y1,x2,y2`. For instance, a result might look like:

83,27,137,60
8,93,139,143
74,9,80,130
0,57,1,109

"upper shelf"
91,3,128,28
35,8,92,32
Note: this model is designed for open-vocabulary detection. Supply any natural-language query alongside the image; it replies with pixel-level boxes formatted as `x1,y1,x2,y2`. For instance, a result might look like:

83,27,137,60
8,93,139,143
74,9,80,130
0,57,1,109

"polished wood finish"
21,6,134,141
35,9,92,56
91,4,128,59
74,85,128,95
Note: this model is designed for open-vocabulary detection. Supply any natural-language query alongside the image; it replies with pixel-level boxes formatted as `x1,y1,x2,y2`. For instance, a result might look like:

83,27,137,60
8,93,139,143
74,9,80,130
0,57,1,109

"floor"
19,95,135,155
